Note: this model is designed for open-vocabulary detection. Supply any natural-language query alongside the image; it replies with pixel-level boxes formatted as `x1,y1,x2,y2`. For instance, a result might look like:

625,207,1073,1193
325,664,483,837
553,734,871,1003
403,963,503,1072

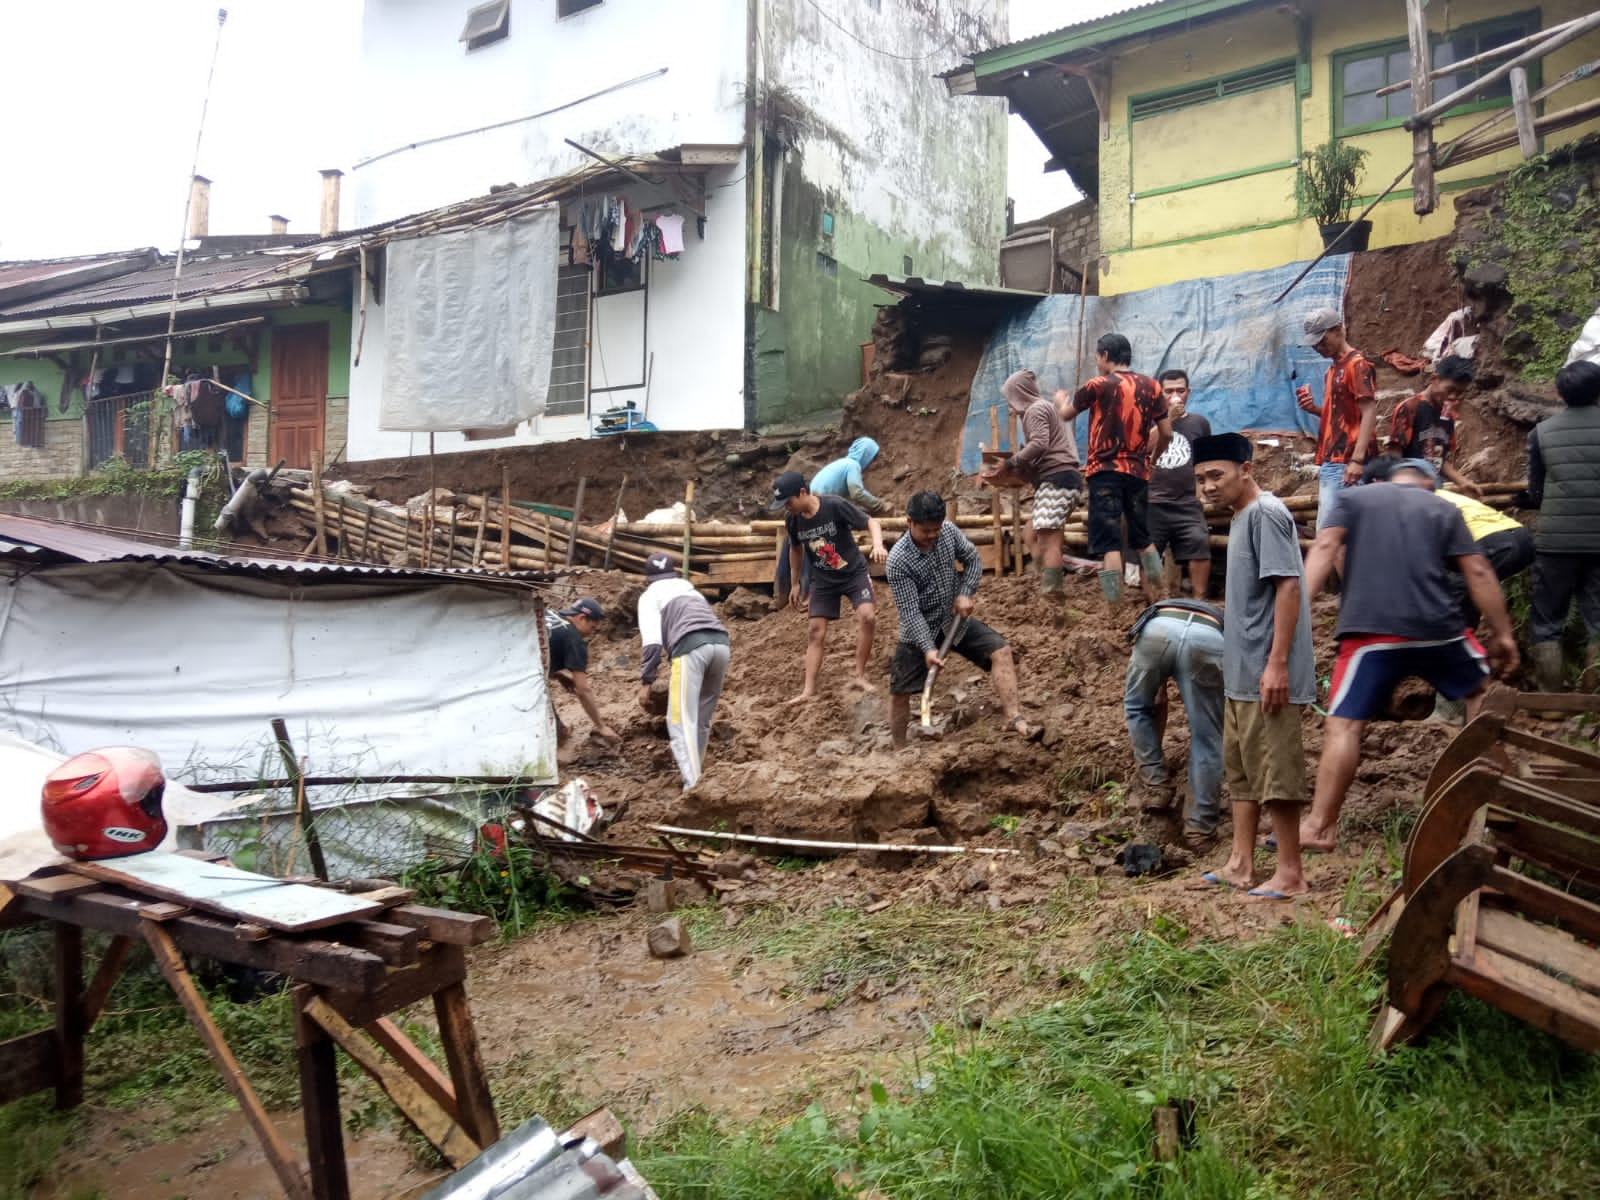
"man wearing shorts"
1148,369,1212,598
774,471,887,704
1193,433,1316,899
886,490,1031,748
984,368,1081,598
1295,307,1376,530
1300,465,1519,852
1069,332,1170,610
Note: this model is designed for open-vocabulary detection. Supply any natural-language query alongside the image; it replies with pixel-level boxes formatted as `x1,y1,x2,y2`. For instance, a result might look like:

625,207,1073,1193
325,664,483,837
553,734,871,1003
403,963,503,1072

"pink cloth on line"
656,213,685,254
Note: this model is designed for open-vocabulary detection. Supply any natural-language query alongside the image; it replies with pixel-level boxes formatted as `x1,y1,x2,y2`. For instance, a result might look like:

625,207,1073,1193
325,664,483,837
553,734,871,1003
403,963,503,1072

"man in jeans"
1148,369,1213,597
1295,308,1376,530
1123,599,1224,848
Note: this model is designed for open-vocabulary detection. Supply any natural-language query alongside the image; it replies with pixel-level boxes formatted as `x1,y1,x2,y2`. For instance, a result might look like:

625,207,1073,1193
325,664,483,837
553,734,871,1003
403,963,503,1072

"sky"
0,0,1116,260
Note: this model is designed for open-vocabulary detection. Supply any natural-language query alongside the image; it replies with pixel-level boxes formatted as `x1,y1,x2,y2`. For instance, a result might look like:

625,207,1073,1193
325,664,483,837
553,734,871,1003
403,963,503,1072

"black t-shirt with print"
786,494,869,576
1148,411,1212,506
546,614,589,673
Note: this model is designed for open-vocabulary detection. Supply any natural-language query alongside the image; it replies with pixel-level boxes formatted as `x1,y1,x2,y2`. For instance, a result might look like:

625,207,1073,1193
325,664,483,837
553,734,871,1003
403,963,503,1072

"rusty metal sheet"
66,852,385,932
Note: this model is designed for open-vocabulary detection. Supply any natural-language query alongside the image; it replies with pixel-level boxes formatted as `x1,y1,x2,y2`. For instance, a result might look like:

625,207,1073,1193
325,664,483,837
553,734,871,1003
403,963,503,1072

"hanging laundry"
611,198,627,254
572,225,591,266
656,213,686,256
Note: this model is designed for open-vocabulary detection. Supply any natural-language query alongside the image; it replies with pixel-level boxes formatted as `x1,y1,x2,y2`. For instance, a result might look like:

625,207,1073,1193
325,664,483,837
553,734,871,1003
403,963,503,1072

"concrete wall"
752,0,1010,424
1092,0,1600,294
353,0,748,222
1004,198,1101,293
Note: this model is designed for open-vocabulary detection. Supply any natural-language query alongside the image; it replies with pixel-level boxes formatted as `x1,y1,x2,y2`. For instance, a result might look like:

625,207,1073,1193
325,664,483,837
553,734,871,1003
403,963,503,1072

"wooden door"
270,323,329,469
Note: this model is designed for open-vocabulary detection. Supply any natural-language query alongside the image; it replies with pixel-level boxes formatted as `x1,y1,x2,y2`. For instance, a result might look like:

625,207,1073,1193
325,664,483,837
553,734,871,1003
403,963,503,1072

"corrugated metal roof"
0,514,558,589
867,274,1045,303
0,250,324,320
971,0,1262,75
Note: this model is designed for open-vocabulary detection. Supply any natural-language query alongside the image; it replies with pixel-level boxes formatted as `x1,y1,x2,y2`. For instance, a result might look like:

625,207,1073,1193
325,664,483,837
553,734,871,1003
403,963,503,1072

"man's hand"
953,594,975,619
595,724,622,746
1259,659,1290,715
869,542,887,564
637,684,654,711
788,584,802,609
1487,629,1520,677
1295,385,1317,414
1342,459,1364,486
1459,480,1483,498
924,648,945,671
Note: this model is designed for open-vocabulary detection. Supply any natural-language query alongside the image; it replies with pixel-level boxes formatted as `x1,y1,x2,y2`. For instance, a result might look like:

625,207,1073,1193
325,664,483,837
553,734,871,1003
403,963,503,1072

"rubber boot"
1428,694,1466,726
1098,569,1123,607
1531,641,1566,694
1140,548,1165,588
1040,566,1064,597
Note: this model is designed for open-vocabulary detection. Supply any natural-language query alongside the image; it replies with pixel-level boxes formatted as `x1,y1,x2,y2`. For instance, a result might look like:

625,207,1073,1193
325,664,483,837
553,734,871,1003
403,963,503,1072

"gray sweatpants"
666,641,730,789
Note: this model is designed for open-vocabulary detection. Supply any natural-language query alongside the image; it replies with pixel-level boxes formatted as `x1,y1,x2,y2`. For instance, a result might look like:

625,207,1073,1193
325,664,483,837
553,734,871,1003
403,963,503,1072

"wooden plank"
1486,865,1600,944
13,872,102,901
55,923,84,1109
564,1107,626,1160
365,1018,459,1121
84,934,133,1027
0,1030,61,1104
325,944,466,1028
1475,906,1600,994
434,982,500,1148
1405,0,1437,215
66,853,382,933
385,905,494,946
0,882,27,930
18,890,387,992
1517,692,1600,714
143,921,313,1200
1510,66,1539,157
304,995,482,1168
1456,944,1600,1053
295,989,351,1200
338,920,421,967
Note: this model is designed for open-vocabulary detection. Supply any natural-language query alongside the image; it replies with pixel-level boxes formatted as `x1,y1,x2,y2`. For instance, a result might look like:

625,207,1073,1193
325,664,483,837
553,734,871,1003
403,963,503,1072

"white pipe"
178,467,204,549
649,823,1019,856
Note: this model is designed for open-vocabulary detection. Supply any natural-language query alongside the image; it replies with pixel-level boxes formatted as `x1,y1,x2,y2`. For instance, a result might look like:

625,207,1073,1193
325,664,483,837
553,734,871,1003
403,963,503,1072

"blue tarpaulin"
959,255,1352,474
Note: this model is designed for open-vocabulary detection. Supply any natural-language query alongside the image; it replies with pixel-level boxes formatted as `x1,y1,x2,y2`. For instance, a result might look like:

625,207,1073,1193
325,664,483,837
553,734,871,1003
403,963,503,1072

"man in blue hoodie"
777,437,889,600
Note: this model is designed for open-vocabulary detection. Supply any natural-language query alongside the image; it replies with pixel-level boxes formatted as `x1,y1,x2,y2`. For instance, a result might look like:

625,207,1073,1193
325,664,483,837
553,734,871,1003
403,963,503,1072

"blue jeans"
1316,460,1349,530
1123,612,1225,833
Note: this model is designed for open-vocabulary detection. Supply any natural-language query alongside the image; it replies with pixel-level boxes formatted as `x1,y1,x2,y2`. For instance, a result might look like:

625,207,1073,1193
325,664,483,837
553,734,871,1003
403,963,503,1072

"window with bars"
1333,12,1539,136
546,264,591,417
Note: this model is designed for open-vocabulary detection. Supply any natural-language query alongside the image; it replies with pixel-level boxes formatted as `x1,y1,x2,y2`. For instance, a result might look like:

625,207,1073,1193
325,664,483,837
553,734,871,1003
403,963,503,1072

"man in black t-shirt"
773,471,887,704
1148,369,1213,597
545,597,620,746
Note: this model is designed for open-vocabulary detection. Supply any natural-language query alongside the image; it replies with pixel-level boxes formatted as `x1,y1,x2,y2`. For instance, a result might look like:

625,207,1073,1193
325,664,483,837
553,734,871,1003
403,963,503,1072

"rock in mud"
647,916,692,959
720,587,773,621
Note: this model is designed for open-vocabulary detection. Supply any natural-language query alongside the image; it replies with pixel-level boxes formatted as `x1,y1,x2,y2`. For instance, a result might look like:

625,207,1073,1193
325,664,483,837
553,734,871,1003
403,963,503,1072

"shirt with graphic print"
1315,348,1377,465
545,612,588,674
785,494,869,577
1148,410,1213,506
1386,392,1457,472
1073,370,1169,480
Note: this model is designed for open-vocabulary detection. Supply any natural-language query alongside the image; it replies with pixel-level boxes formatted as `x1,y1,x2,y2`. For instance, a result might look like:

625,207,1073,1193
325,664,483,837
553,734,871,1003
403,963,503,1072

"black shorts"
890,619,1008,694
1148,500,1210,562
1086,471,1150,558
808,565,875,619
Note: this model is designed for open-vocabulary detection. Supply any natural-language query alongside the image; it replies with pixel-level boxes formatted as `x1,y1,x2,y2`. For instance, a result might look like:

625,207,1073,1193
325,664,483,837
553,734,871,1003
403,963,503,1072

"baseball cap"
644,551,677,580
558,597,603,622
1394,457,1440,484
769,471,806,512
1302,307,1343,346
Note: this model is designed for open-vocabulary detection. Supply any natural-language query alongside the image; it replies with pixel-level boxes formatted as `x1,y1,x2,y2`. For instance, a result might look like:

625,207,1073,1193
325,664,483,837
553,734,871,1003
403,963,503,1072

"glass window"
1338,50,1412,130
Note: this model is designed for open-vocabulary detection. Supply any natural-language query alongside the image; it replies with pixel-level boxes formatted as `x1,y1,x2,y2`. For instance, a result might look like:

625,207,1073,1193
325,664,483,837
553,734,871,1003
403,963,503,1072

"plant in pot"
1300,140,1372,253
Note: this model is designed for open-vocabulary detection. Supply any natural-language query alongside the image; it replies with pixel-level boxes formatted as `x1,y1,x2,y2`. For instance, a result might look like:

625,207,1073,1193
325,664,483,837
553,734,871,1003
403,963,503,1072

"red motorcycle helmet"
41,747,168,860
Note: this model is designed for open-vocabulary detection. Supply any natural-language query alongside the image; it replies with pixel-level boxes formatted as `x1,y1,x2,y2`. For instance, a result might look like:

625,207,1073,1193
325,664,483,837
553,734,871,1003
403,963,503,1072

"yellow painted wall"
1097,0,1600,295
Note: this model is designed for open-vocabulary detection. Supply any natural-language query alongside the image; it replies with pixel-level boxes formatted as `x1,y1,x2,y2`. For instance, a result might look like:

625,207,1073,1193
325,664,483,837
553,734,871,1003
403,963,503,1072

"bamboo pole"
602,474,628,570
649,824,1018,857
1377,15,1586,97
423,433,436,569
499,465,511,571
470,495,488,566
1011,492,1023,576
1407,11,1600,127
309,458,328,558
1405,0,1437,214
680,479,695,580
543,513,554,570
566,476,587,567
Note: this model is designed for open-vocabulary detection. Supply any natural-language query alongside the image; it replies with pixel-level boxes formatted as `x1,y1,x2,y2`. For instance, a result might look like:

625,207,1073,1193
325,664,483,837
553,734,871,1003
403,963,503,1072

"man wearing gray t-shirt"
1193,433,1315,900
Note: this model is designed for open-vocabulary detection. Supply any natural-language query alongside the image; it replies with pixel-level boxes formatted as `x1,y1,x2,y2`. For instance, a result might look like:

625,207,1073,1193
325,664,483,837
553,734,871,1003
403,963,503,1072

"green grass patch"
639,919,1600,1199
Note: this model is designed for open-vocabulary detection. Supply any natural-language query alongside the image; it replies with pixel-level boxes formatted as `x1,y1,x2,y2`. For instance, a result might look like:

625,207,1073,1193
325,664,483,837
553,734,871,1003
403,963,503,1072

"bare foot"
787,691,817,706
1213,855,1254,890
1297,822,1338,853
846,675,878,693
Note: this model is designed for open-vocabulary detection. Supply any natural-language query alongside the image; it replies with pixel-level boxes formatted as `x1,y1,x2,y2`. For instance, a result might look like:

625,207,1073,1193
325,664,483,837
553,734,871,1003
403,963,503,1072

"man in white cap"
636,552,731,790
1295,307,1376,529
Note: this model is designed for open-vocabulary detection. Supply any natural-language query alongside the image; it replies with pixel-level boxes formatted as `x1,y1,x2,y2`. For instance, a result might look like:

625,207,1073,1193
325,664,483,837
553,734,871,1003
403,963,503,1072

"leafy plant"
399,837,577,937
1300,140,1371,225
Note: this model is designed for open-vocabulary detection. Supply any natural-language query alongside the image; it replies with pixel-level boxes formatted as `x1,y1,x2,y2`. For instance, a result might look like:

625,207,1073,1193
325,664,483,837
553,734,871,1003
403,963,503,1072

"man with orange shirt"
1068,332,1171,610
1386,355,1480,496
1295,308,1377,529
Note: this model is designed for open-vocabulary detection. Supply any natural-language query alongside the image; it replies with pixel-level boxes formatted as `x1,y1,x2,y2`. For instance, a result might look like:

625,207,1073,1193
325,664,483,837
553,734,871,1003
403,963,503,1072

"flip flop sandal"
1195,871,1236,890
1247,887,1295,901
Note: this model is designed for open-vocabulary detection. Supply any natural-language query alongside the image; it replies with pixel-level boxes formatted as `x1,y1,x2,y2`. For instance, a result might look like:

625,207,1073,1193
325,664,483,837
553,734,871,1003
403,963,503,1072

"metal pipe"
178,467,204,549
648,823,1020,856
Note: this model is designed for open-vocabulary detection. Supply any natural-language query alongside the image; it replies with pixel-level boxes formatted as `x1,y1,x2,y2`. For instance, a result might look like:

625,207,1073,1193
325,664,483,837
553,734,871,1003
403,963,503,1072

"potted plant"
1300,140,1372,252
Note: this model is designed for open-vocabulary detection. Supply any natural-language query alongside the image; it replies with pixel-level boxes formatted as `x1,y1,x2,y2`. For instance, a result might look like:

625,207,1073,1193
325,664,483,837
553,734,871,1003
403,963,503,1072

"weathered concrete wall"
1005,198,1101,294
753,0,1010,425
0,494,177,535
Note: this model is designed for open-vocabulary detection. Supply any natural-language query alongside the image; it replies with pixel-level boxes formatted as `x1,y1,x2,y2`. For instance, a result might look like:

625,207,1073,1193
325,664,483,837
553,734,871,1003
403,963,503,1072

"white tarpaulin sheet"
0,563,556,789
380,206,559,431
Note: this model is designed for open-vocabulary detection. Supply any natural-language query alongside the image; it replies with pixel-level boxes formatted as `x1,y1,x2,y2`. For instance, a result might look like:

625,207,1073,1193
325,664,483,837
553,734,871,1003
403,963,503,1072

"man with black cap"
636,552,731,790
1300,452,1518,852
546,597,620,747
1192,432,1314,899
773,470,887,703
1295,307,1377,529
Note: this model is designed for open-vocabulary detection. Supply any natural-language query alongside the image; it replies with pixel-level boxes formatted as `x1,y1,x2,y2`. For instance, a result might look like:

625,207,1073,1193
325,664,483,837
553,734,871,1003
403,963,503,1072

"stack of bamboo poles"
281,471,1530,587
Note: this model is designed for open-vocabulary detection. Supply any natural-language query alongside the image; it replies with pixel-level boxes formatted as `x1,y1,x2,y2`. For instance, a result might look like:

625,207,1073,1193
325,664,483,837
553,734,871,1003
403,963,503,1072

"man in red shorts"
1068,332,1171,611
1298,465,1519,852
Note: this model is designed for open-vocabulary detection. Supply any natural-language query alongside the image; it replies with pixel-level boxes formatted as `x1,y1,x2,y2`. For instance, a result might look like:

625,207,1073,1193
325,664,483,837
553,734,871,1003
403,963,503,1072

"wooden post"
470,495,488,567
499,465,512,572
603,474,629,570
542,513,554,570
445,507,459,569
566,477,587,567
83,934,133,1028
423,433,437,568
55,923,84,1110
270,718,328,882
295,990,351,1200
1510,66,1538,157
143,921,313,1200
1406,0,1438,215
334,495,349,560
360,504,373,562
432,982,500,1148
681,479,696,579
310,455,328,559
1011,493,1024,576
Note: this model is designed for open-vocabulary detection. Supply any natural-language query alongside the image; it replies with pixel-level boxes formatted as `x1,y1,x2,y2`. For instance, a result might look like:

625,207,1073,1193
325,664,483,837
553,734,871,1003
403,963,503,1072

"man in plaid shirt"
887,491,1035,747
